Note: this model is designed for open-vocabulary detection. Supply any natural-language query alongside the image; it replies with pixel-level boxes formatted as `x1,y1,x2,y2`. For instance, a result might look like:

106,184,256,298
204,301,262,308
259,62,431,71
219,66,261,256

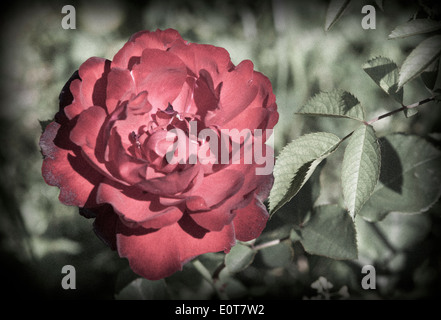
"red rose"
40,29,278,280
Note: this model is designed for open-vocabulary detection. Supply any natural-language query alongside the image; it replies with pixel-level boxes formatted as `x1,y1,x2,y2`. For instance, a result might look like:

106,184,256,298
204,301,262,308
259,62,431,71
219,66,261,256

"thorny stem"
338,96,437,144
365,96,436,126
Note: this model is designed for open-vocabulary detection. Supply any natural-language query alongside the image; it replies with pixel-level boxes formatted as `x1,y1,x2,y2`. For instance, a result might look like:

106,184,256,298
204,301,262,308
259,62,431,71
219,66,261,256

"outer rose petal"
188,155,274,231
129,29,184,51
40,121,103,207
232,195,269,242
64,57,111,119
112,29,184,70
96,179,183,229
116,214,235,280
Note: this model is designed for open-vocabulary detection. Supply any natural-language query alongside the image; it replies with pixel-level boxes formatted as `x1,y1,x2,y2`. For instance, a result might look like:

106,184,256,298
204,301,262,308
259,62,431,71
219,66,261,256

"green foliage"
269,132,341,214
362,56,403,104
297,89,365,121
257,241,294,268
225,243,256,273
341,125,381,218
299,205,357,260
268,3,441,300
388,19,441,39
397,35,441,89
115,278,169,300
359,133,441,221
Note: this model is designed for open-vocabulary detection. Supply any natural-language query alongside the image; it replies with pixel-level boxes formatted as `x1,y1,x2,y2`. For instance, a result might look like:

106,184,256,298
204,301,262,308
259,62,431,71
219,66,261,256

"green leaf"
115,278,169,300
269,132,342,214
377,212,432,251
300,205,358,260
341,125,381,218
359,133,441,221
421,58,439,91
398,35,441,89
258,241,294,268
215,268,247,299
225,244,256,273
388,19,441,39
297,89,365,122
276,160,324,227
325,0,351,31
363,56,403,103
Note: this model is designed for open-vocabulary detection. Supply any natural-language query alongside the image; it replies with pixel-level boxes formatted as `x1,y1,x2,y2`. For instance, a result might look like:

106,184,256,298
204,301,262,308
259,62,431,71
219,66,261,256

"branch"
365,96,436,126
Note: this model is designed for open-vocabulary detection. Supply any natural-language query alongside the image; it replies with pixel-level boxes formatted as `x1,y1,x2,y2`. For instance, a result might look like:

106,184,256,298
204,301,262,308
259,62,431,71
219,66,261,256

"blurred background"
1,0,440,299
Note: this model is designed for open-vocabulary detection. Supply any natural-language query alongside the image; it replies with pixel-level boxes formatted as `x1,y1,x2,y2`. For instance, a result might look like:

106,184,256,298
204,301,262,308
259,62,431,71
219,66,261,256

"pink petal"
116,214,235,280
40,120,103,207
131,48,187,109
105,68,136,114
232,195,269,242
136,164,201,196
111,29,184,70
188,158,273,231
216,60,259,123
129,29,184,51
69,105,132,187
111,41,144,70
64,57,111,119
169,41,233,84
96,179,183,229
186,169,244,209
105,127,149,184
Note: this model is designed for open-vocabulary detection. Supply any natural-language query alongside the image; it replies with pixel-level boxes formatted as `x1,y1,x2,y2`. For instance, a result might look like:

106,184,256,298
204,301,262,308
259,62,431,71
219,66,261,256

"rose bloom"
40,29,278,280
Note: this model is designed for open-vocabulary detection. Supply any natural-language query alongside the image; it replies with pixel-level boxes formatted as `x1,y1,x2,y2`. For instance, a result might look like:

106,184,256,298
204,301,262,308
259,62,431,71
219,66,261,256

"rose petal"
116,214,235,280
58,70,80,112
40,120,103,207
136,164,201,196
206,60,259,126
96,178,183,229
112,41,144,70
170,77,196,114
169,41,233,85
232,195,269,242
64,57,111,119
131,48,187,109
106,127,148,184
112,29,183,70
130,29,184,51
188,158,273,231
186,169,244,209
105,68,136,114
